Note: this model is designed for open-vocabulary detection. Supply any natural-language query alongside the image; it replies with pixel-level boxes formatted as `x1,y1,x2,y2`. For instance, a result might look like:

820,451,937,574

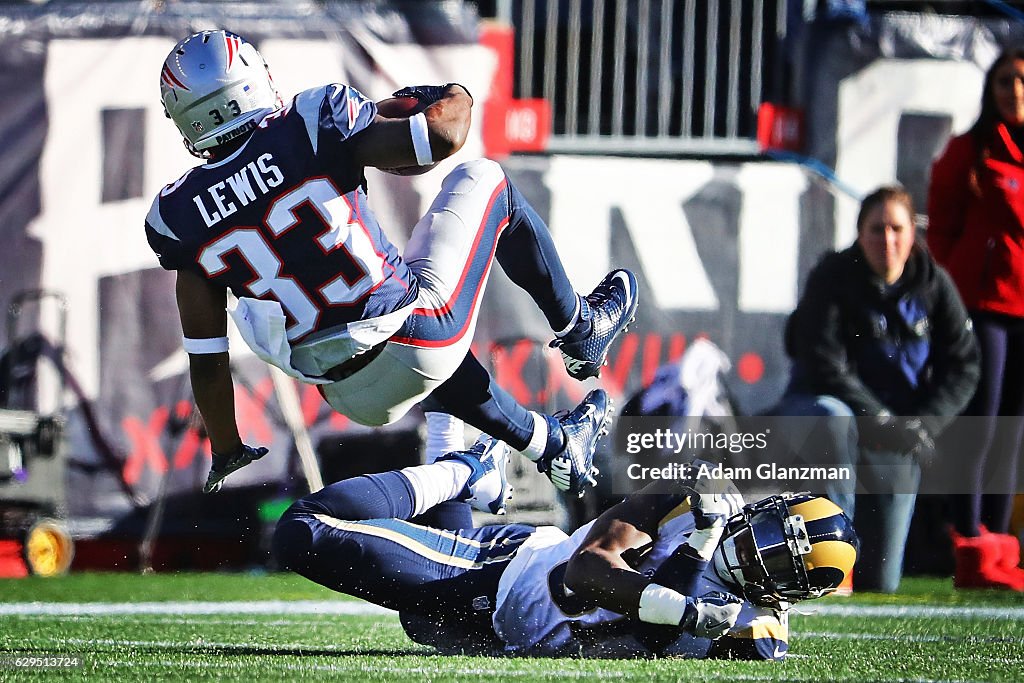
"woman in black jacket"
773,186,979,592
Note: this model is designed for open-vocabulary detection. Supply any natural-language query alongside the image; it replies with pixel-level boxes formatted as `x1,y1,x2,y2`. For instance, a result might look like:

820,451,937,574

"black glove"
204,443,269,493
859,415,936,464
392,82,473,105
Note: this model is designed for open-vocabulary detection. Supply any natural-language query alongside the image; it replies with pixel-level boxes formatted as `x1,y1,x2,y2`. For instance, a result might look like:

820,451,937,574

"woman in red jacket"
928,47,1024,591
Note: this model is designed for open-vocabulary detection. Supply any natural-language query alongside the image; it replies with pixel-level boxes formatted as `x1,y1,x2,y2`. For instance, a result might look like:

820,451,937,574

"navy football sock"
541,413,567,460
497,181,579,333
560,307,593,340
430,351,535,451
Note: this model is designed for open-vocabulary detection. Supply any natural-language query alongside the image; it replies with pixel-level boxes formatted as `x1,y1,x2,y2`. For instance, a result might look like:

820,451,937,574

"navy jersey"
492,492,788,659
145,84,418,346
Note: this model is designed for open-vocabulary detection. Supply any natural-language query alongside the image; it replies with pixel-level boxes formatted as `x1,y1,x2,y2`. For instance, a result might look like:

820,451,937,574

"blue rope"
764,150,864,200
982,0,1024,23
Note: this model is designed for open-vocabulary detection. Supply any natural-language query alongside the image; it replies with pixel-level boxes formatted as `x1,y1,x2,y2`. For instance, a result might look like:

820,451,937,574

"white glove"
684,485,734,560
687,488,732,531
682,591,743,639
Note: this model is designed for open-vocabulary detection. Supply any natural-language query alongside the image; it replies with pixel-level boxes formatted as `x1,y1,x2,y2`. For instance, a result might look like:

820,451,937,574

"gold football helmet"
713,493,859,608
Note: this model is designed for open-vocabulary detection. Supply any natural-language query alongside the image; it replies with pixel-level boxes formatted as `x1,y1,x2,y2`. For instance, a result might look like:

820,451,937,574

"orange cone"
833,571,853,596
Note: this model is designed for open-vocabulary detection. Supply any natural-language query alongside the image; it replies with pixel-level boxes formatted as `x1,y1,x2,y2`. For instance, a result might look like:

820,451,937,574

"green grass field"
2,573,1023,681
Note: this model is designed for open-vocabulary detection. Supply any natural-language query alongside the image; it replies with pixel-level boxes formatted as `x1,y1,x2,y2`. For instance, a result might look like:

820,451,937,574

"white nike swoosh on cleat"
613,271,633,307
550,459,572,489
561,353,588,374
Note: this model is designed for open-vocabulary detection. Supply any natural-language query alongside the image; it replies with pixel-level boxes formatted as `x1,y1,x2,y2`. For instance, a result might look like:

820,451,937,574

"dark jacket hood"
836,241,937,298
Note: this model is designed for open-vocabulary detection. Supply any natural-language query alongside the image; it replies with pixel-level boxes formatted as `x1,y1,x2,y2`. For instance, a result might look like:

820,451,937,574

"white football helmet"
160,30,282,157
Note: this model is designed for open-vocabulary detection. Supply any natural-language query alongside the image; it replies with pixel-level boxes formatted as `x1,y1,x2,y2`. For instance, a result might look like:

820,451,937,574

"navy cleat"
203,444,268,493
437,435,514,515
551,269,639,380
537,389,612,497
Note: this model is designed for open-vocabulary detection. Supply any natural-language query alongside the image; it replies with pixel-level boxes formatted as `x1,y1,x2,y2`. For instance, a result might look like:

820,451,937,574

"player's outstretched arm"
175,270,242,454
352,83,473,170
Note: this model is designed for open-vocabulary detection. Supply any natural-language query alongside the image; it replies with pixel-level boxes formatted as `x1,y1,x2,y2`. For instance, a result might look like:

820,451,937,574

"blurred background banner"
0,2,1021,541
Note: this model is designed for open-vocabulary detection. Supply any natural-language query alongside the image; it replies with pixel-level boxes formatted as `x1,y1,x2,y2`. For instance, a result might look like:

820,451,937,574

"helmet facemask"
712,494,858,609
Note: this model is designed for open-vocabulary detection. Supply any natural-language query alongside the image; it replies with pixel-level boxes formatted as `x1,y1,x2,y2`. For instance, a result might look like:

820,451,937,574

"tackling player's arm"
564,482,742,641
563,486,669,615
351,83,473,169
175,269,241,454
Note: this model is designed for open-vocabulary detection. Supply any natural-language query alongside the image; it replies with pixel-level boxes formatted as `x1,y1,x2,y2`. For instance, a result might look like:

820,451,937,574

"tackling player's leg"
272,437,531,637
434,435,514,515
412,400,475,530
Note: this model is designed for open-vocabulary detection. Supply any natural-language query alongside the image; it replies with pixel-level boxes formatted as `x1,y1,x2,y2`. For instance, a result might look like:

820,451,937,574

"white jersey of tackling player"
491,491,788,658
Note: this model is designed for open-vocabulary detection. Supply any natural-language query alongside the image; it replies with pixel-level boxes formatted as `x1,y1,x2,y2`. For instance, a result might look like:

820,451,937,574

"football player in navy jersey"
147,30,639,507
271,441,860,659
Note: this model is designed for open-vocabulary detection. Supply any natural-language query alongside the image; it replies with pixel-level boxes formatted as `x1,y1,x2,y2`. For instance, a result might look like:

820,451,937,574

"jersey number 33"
197,178,386,340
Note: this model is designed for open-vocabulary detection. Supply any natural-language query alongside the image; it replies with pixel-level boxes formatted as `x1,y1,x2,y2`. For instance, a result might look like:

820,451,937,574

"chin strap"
183,137,211,159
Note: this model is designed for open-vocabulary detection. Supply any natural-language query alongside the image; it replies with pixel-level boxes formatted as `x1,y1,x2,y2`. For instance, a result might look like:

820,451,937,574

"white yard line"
0,600,395,617
795,604,1024,621
3,601,1024,620
98,659,633,678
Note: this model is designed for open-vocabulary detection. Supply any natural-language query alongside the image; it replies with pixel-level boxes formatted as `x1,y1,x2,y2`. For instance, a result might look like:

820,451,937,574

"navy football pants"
272,471,535,621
